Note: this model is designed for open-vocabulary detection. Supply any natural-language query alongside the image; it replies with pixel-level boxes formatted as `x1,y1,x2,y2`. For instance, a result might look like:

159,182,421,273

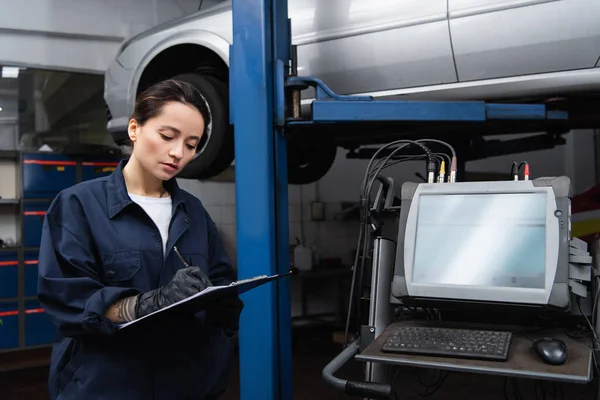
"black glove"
135,266,213,318
205,296,244,332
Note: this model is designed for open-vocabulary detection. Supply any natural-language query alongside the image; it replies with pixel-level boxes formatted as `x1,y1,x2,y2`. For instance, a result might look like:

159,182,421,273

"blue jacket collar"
107,158,186,218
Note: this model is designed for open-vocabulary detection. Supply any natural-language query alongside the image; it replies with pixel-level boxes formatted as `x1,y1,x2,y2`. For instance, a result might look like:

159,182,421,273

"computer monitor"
391,176,572,310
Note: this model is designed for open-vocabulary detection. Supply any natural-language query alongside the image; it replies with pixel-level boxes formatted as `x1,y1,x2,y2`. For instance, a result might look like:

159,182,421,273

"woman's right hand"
161,266,213,301
135,266,213,318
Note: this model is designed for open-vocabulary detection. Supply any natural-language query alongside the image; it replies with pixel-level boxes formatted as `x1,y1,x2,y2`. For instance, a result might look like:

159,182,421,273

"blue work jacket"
38,159,237,400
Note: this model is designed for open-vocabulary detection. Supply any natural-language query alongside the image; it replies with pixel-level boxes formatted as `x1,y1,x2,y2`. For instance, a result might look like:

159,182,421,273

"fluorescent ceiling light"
0,107,3,112
1,67,19,78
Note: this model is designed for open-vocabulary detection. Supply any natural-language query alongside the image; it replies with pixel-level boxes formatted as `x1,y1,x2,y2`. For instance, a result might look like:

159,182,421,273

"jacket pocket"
180,251,210,277
99,250,141,286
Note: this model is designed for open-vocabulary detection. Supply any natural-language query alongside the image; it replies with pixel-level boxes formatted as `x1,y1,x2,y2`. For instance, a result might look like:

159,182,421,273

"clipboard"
118,272,291,329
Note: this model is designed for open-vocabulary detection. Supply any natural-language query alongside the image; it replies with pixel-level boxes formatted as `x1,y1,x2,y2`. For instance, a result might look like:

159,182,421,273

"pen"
173,246,213,287
173,246,190,267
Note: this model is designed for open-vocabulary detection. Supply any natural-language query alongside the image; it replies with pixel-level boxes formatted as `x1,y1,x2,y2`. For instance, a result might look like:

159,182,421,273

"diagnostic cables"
511,161,530,181
342,138,458,349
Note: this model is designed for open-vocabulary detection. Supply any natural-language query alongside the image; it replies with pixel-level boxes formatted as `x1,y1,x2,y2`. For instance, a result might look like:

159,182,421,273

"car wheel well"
137,43,228,97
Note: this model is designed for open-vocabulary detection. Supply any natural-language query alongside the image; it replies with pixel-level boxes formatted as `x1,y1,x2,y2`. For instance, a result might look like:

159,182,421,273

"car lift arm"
230,1,570,400
284,76,568,126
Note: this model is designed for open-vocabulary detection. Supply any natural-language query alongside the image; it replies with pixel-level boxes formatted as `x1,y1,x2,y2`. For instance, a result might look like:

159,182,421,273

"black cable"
338,139,451,400
354,143,435,336
365,143,432,201
558,383,564,400
416,139,456,181
344,153,414,347
368,154,433,187
372,154,448,186
345,142,435,346
360,140,434,195
368,154,429,184
591,275,600,328
513,379,524,400
390,366,402,400
503,378,525,400
341,140,438,399
588,276,600,373
435,152,452,168
518,161,529,172
354,230,370,340
360,140,444,206
415,138,457,159
535,380,547,400
365,150,447,189
511,161,519,179
416,370,448,398
432,154,444,170
574,296,600,373
343,224,364,348
576,297,599,344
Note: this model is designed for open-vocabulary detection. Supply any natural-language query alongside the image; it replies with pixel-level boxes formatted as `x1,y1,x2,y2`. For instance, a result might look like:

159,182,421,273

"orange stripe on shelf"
0,310,18,317
0,261,18,267
24,211,46,216
24,260,39,265
0,309,46,317
24,160,77,166
82,162,119,167
25,308,44,314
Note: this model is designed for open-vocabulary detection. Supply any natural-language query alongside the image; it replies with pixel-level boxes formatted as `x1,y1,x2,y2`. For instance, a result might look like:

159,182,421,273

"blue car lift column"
231,0,293,399
230,0,569,399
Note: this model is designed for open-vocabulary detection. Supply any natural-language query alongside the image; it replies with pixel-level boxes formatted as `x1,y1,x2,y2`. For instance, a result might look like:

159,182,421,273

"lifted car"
104,0,600,184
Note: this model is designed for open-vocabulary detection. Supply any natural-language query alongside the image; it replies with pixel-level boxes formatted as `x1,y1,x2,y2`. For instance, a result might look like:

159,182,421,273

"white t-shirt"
128,193,173,256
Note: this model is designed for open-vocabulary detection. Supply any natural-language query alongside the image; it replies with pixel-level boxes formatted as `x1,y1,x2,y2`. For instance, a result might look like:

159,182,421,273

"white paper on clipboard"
118,272,290,329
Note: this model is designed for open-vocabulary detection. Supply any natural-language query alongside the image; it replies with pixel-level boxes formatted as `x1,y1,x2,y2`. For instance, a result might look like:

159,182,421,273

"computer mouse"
532,338,567,365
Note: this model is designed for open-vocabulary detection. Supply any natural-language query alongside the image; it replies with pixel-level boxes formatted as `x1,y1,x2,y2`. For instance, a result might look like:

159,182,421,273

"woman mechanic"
37,79,244,399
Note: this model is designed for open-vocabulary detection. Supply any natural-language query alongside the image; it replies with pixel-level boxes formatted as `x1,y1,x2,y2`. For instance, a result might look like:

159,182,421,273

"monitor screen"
412,192,547,290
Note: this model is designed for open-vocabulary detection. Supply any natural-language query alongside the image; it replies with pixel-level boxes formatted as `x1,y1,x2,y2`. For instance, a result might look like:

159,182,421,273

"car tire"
287,134,338,185
171,72,235,180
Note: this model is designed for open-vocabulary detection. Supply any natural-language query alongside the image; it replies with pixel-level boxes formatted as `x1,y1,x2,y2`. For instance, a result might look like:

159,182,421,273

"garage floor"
1,326,595,400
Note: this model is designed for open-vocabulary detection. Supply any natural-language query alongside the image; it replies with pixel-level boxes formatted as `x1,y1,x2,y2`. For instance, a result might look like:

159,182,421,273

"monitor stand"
359,238,594,387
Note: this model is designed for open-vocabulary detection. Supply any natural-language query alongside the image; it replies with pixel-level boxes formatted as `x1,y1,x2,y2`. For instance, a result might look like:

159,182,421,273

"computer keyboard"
381,326,512,361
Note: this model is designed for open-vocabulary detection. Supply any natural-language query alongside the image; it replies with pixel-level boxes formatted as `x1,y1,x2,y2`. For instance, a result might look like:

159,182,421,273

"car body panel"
105,0,457,132
104,0,600,135
291,0,457,95
115,2,233,69
333,66,600,102
127,30,231,110
449,0,600,81
104,58,131,133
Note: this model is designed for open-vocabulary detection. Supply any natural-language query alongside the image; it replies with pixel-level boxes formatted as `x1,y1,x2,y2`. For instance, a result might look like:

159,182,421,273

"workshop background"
0,1,599,399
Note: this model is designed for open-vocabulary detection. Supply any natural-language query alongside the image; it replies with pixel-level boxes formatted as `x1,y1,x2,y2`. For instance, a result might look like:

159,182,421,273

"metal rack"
0,150,61,353
0,149,28,353
0,150,119,355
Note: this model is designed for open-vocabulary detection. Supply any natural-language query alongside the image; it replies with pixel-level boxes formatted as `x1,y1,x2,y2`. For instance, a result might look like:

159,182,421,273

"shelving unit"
0,150,120,353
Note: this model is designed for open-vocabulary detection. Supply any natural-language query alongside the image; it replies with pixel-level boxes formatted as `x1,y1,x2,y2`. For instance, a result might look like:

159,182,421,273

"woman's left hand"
205,296,244,332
